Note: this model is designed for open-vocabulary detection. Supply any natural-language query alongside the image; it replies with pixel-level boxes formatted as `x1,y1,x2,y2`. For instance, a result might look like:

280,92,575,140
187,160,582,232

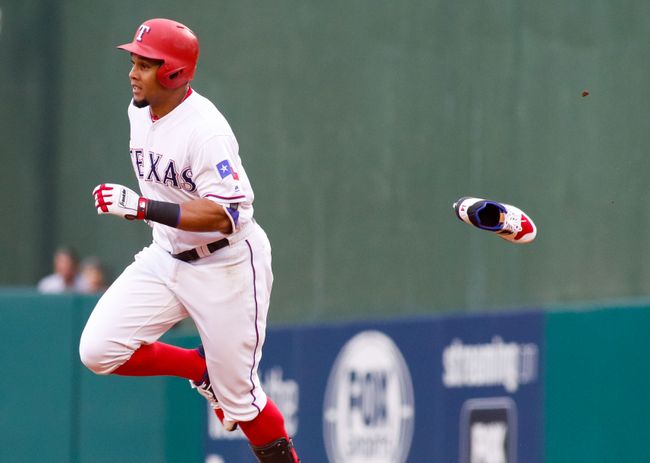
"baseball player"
78,18,300,462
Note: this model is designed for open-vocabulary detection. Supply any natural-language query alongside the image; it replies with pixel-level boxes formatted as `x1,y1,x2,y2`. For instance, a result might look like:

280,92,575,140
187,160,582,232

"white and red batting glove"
93,183,147,220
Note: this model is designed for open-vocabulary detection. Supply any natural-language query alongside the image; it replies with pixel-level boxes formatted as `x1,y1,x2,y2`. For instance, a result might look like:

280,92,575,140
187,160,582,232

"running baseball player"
79,18,300,462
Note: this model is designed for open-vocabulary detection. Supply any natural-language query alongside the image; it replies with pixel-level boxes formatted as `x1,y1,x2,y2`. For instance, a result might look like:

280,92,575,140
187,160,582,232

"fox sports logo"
323,330,415,463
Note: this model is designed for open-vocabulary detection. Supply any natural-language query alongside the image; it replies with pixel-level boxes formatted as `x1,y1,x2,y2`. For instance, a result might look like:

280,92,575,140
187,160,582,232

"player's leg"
79,243,204,383
191,344,296,457
111,340,204,382
178,224,299,462
239,399,299,462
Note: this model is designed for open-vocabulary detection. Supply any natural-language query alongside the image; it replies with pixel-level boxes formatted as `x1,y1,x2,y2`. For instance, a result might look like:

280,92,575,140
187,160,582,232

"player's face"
128,54,165,108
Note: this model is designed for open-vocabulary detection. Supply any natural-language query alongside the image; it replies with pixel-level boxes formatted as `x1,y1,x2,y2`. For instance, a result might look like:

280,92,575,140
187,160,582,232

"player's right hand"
93,183,147,220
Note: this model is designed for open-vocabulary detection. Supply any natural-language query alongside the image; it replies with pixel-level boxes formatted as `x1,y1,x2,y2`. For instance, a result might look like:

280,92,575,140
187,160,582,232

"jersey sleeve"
191,134,252,205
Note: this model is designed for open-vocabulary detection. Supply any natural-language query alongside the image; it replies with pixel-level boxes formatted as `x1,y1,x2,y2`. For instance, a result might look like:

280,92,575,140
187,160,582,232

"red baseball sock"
112,342,205,383
214,407,225,424
239,398,299,460
239,398,287,445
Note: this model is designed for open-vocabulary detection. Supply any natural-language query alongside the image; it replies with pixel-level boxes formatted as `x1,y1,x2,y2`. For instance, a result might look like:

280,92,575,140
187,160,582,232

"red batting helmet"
117,18,199,89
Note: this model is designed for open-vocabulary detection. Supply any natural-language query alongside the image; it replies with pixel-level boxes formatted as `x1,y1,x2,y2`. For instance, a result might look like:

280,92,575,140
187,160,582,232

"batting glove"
93,183,147,220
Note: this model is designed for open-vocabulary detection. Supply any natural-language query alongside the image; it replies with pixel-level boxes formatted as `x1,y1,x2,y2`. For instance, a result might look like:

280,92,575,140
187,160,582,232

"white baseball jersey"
128,88,254,253
80,88,273,425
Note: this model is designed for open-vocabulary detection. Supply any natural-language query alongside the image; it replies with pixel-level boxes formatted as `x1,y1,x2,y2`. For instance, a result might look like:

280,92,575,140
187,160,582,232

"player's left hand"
93,183,146,220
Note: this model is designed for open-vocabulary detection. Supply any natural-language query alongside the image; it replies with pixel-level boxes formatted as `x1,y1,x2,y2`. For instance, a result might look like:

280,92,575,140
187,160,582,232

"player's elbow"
205,200,234,233
215,215,233,234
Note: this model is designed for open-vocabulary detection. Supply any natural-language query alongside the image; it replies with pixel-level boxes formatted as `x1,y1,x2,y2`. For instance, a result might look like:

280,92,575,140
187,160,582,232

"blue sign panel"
203,311,544,462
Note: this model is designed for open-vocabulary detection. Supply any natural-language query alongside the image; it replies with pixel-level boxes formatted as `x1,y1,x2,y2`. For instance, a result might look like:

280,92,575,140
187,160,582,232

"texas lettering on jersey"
131,148,196,192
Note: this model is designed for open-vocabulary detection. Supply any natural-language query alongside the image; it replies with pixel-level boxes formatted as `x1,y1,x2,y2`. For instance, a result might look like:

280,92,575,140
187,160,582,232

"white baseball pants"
79,222,272,423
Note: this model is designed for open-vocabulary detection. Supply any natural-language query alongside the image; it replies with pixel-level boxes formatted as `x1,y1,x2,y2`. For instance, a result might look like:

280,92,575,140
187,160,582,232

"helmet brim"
117,42,164,62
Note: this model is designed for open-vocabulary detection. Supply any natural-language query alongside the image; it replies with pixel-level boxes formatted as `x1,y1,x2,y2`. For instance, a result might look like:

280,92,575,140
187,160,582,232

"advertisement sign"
203,311,543,462
323,330,415,463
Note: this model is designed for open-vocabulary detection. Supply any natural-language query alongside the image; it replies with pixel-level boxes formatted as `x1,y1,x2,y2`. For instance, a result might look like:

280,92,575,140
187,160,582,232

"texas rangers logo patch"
216,160,239,180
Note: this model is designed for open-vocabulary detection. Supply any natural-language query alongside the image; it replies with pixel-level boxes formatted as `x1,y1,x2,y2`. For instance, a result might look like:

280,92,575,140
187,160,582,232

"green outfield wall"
0,292,202,463
545,304,650,463
1,294,649,462
3,1,650,324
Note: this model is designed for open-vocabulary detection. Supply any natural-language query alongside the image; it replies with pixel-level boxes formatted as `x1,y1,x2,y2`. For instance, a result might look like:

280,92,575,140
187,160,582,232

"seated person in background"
79,257,109,294
37,247,84,293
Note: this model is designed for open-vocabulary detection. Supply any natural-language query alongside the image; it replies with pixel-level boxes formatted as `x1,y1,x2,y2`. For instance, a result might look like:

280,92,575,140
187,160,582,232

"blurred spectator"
79,257,109,294
37,247,84,293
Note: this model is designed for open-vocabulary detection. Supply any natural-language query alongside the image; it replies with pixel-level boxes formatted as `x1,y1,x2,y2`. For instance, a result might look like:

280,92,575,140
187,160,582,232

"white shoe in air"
453,196,537,244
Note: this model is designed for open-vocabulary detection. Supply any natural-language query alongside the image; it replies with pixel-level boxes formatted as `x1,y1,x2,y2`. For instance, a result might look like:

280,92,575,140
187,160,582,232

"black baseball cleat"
453,196,537,244
251,437,300,462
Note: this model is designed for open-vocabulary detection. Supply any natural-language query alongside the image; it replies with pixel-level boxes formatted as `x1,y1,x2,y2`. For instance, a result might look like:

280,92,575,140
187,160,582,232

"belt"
171,238,230,262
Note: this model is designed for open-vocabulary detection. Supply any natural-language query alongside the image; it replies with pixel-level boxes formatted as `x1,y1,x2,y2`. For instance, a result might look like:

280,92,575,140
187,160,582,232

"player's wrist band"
140,198,181,227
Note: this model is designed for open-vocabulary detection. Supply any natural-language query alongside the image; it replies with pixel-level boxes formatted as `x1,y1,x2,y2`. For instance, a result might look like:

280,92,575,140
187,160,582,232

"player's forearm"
93,184,233,233
177,198,233,233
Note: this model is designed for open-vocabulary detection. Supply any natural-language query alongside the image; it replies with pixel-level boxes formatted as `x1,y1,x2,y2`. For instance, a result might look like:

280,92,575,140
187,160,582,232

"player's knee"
78,341,108,375
78,334,120,375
